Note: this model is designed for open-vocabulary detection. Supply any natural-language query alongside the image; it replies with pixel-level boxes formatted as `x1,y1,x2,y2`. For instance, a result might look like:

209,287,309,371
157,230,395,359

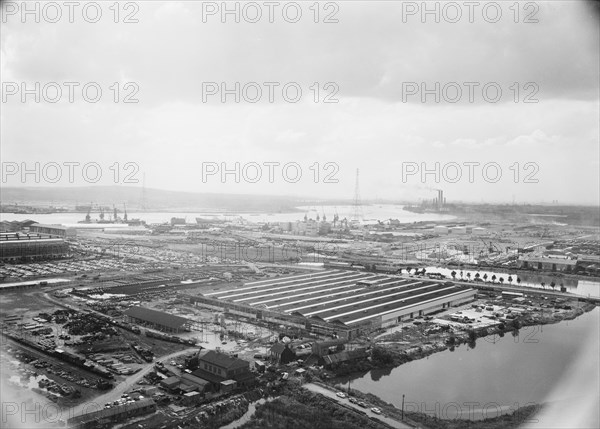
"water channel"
339,307,600,422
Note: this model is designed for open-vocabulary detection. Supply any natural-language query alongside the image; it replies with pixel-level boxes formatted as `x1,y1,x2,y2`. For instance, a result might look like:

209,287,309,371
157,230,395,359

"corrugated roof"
199,350,248,370
68,398,156,424
181,373,210,387
124,306,189,329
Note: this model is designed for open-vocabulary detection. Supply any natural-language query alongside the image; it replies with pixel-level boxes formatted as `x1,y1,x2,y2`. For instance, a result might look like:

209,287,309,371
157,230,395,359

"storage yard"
1,207,598,429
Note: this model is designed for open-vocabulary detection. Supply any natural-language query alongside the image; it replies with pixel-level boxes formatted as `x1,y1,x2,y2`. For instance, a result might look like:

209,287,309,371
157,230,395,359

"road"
303,383,414,429
62,347,195,421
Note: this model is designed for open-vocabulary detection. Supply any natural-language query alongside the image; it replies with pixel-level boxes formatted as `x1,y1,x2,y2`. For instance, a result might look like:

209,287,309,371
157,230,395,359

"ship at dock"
78,204,145,226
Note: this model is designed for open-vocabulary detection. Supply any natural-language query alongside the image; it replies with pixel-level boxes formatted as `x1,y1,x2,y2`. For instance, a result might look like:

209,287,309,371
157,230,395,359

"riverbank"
342,387,541,429
328,299,596,379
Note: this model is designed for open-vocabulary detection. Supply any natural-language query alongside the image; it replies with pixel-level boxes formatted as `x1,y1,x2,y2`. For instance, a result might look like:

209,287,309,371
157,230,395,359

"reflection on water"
341,308,599,421
1,205,455,226
426,266,600,298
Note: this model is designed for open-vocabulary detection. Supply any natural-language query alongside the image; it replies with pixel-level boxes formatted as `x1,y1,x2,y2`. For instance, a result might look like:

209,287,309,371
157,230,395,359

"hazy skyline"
1,1,599,205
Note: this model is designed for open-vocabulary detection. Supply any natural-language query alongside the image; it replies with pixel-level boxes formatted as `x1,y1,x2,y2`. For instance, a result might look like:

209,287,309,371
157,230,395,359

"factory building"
29,223,77,238
0,233,69,262
206,270,476,337
193,350,254,389
124,306,191,333
517,256,577,272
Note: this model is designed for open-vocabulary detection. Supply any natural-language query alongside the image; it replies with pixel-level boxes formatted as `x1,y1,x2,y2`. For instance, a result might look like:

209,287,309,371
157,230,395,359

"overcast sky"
1,1,598,204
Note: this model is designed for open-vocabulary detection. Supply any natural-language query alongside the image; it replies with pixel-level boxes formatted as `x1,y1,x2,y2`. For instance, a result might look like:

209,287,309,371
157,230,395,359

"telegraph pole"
401,394,405,420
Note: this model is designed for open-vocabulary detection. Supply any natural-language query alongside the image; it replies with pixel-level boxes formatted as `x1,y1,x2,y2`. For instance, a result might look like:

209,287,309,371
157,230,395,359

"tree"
483,273,488,282
468,330,477,342
491,274,497,283
459,270,464,279
541,282,545,289
475,272,481,281
508,275,513,284
467,330,477,349
466,272,472,281
516,277,521,285
451,270,457,280
550,281,556,290
372,347,394,365
499,277,504,284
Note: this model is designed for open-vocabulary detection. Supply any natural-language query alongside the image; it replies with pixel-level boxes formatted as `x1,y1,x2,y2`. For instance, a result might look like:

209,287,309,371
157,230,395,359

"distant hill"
0,186,310,212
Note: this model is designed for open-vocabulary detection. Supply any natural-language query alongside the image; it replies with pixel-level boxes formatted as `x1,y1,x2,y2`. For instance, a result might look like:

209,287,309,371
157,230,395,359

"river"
0,204,454,226
424,266,600,298
340,307,600,423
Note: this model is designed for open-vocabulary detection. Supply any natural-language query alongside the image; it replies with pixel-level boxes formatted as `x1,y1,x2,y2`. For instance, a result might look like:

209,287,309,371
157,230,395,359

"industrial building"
193,350,254,388
204,270,476,337
0,232,69,262
518,256,577,272
124,306,192,333
269,343,296,364
29,223,77,238
67,398,156,429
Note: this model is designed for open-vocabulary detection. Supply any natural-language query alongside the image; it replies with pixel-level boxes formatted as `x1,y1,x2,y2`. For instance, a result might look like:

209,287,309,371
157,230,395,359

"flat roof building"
0,233,69,262
67,398,156,429
194,350,253,388
207,270,476,336
518,256,577,272
124,306,191,333
29,223,77,238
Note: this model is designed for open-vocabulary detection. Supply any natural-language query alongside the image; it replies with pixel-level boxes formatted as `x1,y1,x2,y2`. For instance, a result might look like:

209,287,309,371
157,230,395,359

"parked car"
336,392,346,398
349,397,358,404
371,407,382,414
357,401,368,408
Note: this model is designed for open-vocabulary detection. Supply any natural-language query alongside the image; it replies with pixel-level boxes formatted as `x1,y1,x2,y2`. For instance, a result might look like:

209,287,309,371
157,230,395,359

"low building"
182,391,202,406
170,217,186,226
0,233,69,262
193,350,254,389
311,339,347,357
29,223,77,238
220,379,237,393
518,256,577,272
269,343,296,365
124,306,191,333
321,348,368,368
160,376,180,392
180,372,211,393
67,398,156,429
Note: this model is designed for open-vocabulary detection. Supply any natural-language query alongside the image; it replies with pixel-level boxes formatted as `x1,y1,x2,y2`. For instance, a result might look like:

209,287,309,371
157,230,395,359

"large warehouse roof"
124,306,189,330
211,270,475,328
